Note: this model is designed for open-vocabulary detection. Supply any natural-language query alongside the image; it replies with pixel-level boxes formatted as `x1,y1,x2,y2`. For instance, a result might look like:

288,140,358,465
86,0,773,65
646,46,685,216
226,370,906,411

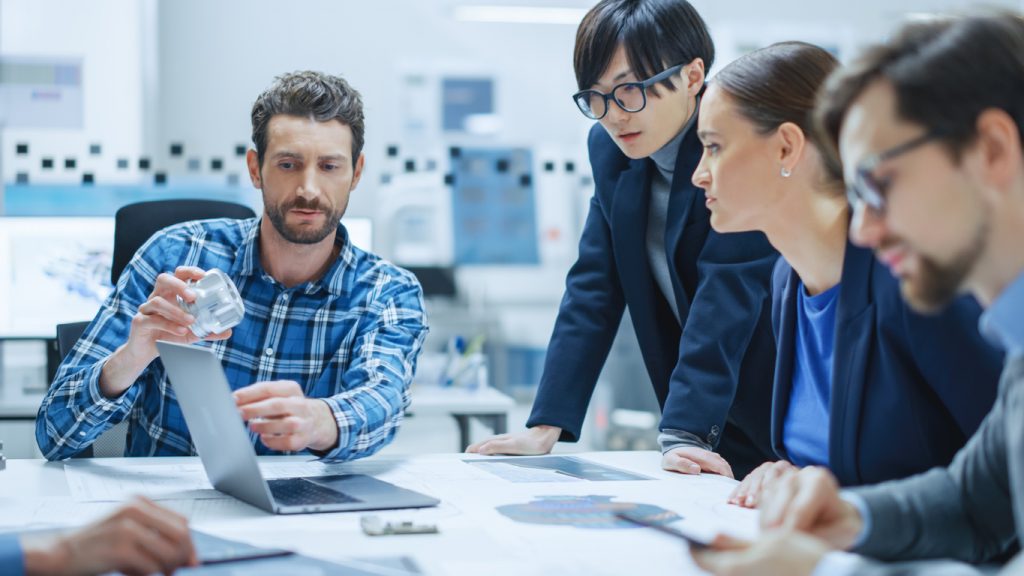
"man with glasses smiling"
693,12,1024,576
469,0,779,481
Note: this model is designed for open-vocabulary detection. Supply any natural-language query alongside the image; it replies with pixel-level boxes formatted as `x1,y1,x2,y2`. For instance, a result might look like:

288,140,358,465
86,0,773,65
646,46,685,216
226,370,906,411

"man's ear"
246,149,261,189
974,108,1023,196
350,153,365,191
685,57,706,97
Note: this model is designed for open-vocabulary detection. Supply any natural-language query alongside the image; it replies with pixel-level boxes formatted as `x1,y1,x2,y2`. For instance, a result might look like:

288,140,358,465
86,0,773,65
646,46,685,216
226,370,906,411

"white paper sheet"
64,460,217,501
62,459,359,502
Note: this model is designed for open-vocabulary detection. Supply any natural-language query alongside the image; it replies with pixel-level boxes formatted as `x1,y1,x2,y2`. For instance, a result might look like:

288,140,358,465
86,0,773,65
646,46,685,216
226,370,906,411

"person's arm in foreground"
20,497,197,576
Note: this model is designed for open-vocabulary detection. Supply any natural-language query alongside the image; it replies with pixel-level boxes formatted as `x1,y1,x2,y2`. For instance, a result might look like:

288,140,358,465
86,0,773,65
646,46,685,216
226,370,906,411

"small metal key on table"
360,515,438,536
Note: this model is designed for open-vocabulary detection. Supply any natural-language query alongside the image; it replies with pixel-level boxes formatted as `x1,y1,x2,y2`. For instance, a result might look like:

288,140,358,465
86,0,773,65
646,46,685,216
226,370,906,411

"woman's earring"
781,167,792,178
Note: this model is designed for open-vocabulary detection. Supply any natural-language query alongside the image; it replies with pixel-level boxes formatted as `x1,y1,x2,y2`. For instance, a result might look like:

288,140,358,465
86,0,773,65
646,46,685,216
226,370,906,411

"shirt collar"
980,269,1024,354
229,217,353,296
228,217,261,278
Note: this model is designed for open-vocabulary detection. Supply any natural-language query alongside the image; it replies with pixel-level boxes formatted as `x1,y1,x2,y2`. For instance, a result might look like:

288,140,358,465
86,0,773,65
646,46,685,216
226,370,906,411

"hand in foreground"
728,460,797,507
759,466,864,549
234,380,338,452
662,446,734,478
21,496,197,576
691,530,831,576
465,425,560,455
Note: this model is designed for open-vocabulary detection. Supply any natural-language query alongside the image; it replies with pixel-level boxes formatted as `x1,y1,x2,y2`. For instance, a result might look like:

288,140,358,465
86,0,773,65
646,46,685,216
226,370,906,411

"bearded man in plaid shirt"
37,71,428,461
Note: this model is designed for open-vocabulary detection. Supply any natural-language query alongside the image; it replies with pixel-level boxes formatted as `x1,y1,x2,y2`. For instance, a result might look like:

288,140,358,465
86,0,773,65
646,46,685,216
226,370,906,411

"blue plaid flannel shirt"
36,217,428,461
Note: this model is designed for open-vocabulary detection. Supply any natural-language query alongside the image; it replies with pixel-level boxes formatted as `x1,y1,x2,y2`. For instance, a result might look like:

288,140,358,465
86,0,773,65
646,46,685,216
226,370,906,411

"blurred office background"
0,0,1016,457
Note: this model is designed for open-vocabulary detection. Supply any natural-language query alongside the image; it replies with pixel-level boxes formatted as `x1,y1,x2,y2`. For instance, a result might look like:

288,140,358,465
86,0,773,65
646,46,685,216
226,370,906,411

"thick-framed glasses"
847,131,942,213
572,63,685,120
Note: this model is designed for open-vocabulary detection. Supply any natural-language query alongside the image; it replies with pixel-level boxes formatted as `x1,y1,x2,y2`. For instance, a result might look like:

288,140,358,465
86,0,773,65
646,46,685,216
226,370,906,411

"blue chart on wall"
2,184,255,216
450,147,539,265
496,495,680,530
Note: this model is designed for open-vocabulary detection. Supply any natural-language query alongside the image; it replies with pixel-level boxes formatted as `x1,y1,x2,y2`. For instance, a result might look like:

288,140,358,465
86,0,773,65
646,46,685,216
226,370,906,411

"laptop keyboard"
267,478,361,507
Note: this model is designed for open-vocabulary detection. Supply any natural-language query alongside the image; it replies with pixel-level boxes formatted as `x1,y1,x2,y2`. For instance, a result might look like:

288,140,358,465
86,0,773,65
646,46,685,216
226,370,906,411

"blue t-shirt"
783,281,840,467
0,534,25,576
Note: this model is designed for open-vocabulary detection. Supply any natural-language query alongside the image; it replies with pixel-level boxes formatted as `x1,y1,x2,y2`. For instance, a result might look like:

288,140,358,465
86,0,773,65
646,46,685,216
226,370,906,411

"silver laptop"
156,340,440,514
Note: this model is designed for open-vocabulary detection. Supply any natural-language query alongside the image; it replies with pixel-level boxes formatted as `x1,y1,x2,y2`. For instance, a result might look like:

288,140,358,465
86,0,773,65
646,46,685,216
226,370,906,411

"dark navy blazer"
771,242,1003,486
527,121,780,477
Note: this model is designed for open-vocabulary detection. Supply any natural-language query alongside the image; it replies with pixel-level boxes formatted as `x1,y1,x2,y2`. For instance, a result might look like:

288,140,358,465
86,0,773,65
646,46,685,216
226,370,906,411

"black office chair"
56,321,90,359
51,199,257,457
112,199,256,285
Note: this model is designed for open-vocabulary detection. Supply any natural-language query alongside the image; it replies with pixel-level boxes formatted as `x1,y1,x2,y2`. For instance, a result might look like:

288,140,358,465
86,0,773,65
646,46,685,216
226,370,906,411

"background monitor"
0,217,115,338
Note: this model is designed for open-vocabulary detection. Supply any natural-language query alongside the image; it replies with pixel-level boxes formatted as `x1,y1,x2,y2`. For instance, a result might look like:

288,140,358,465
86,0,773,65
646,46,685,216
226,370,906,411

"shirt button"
264,348,274,357
281,293,289,301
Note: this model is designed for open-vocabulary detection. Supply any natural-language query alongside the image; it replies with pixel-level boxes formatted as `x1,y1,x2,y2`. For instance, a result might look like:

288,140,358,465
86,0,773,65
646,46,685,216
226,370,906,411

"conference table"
0,451,760,575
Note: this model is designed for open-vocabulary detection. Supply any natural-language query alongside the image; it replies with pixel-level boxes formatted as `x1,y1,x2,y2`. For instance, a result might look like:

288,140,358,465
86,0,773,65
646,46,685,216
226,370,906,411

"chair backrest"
111,199,256,285
56,321,90,359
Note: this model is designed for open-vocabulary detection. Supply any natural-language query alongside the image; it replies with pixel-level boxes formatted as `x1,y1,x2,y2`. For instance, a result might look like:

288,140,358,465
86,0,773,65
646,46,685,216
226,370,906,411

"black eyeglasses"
572,64,685,120
847,131,942,213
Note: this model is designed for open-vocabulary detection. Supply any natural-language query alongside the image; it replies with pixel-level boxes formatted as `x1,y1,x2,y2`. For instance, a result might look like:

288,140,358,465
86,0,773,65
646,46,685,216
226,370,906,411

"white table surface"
0,451,758,575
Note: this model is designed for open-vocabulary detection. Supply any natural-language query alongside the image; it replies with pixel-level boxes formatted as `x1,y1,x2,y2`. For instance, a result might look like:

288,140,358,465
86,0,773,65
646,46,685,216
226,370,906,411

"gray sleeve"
851,379,1016,564
832,558,990,576
658,428,713,453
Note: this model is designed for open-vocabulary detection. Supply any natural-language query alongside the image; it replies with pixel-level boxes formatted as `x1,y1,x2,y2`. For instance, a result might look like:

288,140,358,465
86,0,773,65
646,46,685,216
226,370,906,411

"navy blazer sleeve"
900,295,1003,435
525,133,629,441
660,227,778,447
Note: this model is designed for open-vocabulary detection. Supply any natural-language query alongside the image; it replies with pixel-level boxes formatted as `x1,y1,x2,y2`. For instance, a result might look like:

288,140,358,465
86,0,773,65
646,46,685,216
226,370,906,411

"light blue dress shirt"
980,271,1024,355
0,534,25,576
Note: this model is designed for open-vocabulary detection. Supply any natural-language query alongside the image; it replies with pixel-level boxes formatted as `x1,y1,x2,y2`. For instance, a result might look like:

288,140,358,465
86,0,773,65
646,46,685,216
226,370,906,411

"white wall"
4,0,1018,190
1,0,154,185
153,0,595,219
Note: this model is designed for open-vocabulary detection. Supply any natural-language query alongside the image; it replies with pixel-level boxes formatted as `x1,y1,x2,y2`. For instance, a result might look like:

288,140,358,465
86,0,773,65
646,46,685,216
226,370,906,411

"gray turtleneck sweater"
646,104,698,323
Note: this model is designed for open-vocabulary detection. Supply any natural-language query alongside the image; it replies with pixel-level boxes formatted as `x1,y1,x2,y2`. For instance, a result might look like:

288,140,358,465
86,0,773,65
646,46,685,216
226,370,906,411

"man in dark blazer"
468,0,778,479
693,13,1024,576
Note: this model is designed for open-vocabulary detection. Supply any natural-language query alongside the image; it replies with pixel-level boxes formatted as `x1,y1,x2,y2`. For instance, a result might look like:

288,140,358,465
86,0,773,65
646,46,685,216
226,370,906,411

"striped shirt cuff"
658,429,713,453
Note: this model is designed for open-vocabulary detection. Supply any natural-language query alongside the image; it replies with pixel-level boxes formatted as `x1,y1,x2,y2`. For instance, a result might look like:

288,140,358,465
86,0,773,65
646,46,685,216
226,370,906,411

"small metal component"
360,515,438,536
0,440,6,471
175,268,245,338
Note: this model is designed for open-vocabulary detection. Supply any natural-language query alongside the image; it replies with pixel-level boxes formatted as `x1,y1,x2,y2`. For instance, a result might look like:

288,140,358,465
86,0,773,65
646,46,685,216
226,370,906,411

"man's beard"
265,196,344,245
897,214,988,314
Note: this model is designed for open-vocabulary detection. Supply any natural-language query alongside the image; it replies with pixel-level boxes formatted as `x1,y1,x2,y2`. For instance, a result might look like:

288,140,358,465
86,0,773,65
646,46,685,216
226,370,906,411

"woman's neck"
763,187,849,296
